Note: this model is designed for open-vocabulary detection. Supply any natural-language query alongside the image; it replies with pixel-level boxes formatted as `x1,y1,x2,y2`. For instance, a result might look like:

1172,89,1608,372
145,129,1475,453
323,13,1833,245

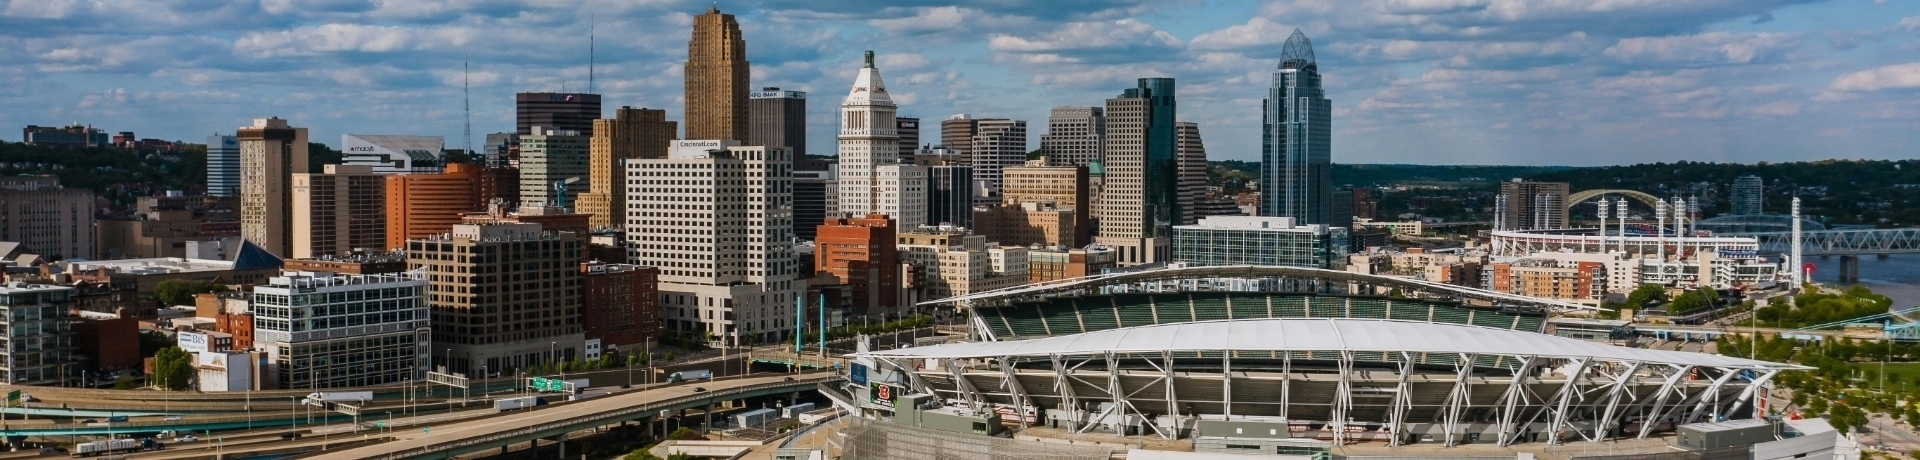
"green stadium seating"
1227,294,1268,319
1155,295,1195,324
1192,296,1230,322
1308,297,1345,318
1348,298,1389,320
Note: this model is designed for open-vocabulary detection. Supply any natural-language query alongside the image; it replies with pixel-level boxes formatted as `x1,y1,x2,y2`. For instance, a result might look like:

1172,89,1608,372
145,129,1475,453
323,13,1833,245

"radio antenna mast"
588,18,595,94
463,55,472,157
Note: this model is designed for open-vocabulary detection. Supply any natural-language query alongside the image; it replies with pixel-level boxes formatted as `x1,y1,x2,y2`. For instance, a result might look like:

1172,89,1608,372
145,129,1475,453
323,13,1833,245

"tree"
1625,284,1668,308
152,346,196,390
663,350,675,363
155,279,228,306
112,375,137,390
669,427,700,440
138,330,174,357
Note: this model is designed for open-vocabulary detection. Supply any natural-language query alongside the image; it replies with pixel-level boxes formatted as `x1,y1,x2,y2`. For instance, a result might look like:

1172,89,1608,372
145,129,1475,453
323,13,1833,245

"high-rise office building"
940,115,977,160
836,52,927,230
0,177,97,260
896,117,920,164
969,119,1027,202
483,133,519,168
408,221,584,375
1731,175,1763,215
518,127,589,208
292,165,387,259
814,214,900,314
340,134,444,174
1498,180,1570,230
925,162,974,228
384,163,495,248
1260,30,1335,225
251,271,429,388
748,88,805,155
793,169,836,241
686,6,750,142
1095,78,1176,266
206,135,241,197
238,117,309,257
1176,122,1208,226
1002,162,1091,247
580,107,677,229
626,140,801,347
1040,107,1105,167
515,93,602,136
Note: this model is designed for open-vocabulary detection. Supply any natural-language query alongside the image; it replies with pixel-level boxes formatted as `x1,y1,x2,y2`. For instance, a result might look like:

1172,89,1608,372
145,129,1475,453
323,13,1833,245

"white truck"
304,391,373,404
494,395,548,412
72,438,159,457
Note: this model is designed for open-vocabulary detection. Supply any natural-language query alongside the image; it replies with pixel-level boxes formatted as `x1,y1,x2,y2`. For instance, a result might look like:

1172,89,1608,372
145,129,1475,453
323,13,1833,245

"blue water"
1803,254,1920,309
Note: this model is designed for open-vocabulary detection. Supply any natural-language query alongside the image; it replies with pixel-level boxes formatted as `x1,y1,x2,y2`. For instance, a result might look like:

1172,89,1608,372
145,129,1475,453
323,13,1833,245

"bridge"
1730,228,1920,256
304,373,833,460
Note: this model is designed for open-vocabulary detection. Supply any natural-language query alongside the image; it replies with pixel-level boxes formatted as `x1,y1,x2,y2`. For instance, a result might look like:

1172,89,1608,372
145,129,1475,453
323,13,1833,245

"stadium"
841,265,1804,450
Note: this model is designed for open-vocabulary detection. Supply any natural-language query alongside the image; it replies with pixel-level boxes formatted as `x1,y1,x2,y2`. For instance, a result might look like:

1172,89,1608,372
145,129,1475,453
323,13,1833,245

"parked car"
693,387,707,393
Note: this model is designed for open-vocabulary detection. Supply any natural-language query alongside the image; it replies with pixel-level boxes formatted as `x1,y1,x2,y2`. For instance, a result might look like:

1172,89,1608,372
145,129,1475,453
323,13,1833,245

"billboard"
849,362,869,385
868,382,900,409
177,331,209,353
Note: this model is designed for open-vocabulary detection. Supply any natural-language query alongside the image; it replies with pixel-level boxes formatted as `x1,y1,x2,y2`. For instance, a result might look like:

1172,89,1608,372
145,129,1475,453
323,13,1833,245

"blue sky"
2,0,1918,165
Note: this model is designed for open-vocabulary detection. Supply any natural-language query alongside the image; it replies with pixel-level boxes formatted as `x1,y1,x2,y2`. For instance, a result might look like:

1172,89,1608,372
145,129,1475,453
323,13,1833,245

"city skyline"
2,1,1918,165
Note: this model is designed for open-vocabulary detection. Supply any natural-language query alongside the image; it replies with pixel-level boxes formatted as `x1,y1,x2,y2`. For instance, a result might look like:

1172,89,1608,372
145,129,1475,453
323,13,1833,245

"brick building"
814,214,900,313
580,263,661,351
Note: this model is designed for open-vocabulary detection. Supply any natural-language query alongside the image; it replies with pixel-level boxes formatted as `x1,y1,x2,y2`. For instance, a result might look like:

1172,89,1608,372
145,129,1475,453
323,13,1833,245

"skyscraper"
515,93,602,136
518,127,589,208
292,164,387,259
793,169,835,241
969,119,1027,203
237,117,309,257
940,115,977,160
686,6,750,142
1261,30,1334,225
896,117,920,164
925,162,974,228
836,51,927,230
748,87,805,155
206,135,240,197
1731,175,1763,215
385,163,492,249
1176,122,1208,226
626,140,800,347
580,107,677,228
1095,78,1176,266
1039,107,1105,167
1498,180,1570,230
408,221,584,374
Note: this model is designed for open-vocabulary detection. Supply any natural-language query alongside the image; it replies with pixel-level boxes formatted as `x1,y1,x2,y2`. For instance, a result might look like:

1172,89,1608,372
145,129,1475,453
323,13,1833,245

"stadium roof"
918,264,1599,311
857,318,1806,371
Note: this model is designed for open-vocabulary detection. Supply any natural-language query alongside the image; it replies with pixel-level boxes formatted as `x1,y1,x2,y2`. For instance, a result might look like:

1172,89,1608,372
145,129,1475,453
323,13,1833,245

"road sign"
426,371,469,389
333,403,360,416
423,427,430,435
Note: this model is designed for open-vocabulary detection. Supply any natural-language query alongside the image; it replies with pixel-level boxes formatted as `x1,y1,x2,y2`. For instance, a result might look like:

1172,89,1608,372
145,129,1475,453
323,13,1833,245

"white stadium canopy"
857,318,1805,371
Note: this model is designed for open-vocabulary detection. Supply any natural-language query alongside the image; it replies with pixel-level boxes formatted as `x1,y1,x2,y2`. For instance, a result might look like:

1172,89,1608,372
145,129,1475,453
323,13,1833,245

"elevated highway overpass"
304,373,834,460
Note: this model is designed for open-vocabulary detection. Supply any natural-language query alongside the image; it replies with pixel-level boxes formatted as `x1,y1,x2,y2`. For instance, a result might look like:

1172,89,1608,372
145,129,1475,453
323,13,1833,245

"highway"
304,373,833,460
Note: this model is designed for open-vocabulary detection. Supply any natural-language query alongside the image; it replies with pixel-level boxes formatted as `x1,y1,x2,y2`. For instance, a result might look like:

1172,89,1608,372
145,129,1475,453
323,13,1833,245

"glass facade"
0,286,76,385
1261,30,1334,225
1123,78,1180,238
253,273,430,389
1172,222,1348,269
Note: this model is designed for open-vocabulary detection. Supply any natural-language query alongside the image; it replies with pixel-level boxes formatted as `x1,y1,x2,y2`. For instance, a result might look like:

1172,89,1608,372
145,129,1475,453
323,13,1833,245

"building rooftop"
0,281,74,294
57,257,239,275
265,270,426,289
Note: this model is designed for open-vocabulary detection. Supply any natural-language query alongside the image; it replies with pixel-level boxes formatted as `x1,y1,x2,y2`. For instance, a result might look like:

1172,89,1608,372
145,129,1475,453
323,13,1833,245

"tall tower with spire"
686,6,750,142
837,51,926,230
1261,29,1334,224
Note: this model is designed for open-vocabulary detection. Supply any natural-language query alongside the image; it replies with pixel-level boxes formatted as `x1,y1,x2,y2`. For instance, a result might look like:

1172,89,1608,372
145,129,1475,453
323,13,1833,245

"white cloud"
1829,62,1920,92
1188,17,1301,51
1749,101,1800,116
1604,32,1800,65
988,18,1182,63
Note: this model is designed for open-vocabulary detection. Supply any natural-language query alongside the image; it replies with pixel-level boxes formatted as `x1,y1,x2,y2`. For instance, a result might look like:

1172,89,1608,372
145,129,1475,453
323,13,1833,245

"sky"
2,0,1918,166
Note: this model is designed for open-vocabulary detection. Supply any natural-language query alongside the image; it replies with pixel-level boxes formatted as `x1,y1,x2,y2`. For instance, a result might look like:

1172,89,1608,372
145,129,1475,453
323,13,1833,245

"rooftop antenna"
588,17,595,94
463,55,472,157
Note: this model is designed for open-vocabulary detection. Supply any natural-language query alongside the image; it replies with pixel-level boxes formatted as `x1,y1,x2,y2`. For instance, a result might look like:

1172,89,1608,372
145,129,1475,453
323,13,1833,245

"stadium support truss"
855,319,1806,447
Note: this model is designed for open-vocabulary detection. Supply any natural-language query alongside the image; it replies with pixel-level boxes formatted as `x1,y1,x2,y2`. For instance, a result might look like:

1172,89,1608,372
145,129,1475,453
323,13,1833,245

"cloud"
988,18,1182,64
233,24,473,58
1829,62,1920,92
1189,17,1301,51
1603,32,1800,65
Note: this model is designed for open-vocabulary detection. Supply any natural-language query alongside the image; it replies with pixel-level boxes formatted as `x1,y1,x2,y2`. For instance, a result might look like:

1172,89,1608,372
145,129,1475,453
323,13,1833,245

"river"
1802,254,1920,309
